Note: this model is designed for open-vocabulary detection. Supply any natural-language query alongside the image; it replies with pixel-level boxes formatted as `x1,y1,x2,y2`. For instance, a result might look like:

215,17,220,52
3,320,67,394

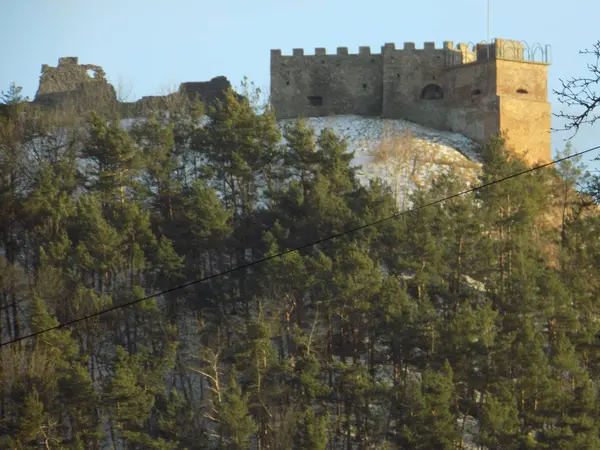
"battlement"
272,46,379,57
272,39,550,67
272,41,472,57
270,37,552,164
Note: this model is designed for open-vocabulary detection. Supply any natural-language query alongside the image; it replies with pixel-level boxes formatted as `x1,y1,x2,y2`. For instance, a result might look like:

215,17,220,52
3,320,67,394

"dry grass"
362,122,480,207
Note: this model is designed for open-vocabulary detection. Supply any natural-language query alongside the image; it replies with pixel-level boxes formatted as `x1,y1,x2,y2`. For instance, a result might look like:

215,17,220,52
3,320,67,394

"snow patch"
279,115,482,208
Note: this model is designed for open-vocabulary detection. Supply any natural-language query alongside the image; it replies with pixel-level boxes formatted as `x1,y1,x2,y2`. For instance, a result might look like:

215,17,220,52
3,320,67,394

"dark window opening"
517,88,528,94
321,60,325,64
307,96,323,107
472,89,482,95
363,83,367,90
432,76,436,80
397,73,400,78
286,81,290,85
420,84,444,100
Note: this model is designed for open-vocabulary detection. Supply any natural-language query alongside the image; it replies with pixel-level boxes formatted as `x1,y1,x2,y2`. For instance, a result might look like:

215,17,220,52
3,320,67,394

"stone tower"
270,38,551,164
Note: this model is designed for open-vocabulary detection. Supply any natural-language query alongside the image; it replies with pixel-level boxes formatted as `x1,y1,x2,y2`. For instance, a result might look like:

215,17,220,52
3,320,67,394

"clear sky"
1,0,599,165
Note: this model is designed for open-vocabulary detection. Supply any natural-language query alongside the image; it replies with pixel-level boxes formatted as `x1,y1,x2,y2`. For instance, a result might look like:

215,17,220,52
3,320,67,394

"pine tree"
217,369,258,450
393,361,458,449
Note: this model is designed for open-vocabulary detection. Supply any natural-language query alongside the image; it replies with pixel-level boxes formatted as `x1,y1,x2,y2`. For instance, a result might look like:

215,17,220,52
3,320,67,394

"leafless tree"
553,41,600,137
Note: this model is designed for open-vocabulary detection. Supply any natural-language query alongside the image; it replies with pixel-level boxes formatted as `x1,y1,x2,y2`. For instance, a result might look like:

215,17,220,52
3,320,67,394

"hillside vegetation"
1,84,600,450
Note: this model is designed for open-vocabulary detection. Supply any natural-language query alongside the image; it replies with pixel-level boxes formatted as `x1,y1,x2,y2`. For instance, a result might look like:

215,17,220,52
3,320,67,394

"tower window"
517,88,528,94
472,89,482,95
363,83,367,90
307,96,323,106
420,84,444,100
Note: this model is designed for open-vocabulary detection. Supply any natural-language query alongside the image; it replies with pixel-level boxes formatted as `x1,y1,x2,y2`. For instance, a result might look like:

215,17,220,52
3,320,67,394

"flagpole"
487,0,490,43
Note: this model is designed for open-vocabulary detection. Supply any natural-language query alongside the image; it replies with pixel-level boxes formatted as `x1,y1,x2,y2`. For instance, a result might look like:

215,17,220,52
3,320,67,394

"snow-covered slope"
279,115,482,208
121,114,483,209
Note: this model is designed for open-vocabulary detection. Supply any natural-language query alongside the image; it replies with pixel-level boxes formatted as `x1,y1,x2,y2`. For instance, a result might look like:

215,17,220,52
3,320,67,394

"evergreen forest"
1,80,600,450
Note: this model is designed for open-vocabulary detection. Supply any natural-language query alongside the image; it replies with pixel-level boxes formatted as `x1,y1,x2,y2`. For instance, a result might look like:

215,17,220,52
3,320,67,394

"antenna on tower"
487,0,491,43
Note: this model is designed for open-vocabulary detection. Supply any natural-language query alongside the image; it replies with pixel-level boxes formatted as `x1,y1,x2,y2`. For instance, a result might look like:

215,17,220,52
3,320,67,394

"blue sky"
2,0,599,165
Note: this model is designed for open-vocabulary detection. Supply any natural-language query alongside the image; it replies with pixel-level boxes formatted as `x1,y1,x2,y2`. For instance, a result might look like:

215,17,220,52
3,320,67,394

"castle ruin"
270,38,552,164
32,57,237,116
35,57,118,111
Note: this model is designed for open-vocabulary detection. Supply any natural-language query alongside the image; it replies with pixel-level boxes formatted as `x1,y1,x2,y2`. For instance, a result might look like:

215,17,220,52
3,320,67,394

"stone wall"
32,58,236,117
495,59,551,163
499,97,551,164
381,42,455,130
270,47,383,119
270,38,552,164
34,57,117,111
495,59,548,101
179,76,238,105
444,60,499,144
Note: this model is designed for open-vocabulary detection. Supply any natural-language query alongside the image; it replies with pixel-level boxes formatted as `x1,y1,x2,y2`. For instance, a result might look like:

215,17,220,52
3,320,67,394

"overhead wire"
1,144,599,347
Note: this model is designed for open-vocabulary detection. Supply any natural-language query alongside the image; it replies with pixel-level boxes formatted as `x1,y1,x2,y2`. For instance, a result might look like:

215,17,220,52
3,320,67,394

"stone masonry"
270,38,552,164
33,57,236,116
35,57,117,111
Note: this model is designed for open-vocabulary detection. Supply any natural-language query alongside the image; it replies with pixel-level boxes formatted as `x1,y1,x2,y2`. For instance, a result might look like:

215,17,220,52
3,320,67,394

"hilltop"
12,56,485,206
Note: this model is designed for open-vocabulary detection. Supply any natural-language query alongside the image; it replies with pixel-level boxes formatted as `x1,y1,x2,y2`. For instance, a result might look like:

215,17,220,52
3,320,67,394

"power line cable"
1,144,599,347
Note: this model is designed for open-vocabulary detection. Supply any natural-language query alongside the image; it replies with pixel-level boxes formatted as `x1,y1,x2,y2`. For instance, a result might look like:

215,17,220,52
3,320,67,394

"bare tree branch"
553,41,600,138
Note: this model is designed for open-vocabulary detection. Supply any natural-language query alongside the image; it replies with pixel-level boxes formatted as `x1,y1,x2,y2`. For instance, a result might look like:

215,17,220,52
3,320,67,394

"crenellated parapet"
270,37,552,164
272,39,550,68
272,46,378,57
272,41,479,57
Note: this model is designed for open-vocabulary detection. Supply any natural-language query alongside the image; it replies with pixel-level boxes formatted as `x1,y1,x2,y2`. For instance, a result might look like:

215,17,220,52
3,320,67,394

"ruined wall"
34,58,236,118
179,76,239,105
34,57,117,111
120,76,237,117
270,47,383,119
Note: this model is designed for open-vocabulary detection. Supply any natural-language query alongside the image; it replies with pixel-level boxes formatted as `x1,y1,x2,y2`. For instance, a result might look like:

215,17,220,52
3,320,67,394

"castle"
22,39,551,164
270,38,552,164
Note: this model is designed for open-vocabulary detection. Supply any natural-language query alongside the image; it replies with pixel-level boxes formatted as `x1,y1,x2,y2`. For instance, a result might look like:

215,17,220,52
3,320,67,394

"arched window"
420,84,444,100
517,88,528,94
